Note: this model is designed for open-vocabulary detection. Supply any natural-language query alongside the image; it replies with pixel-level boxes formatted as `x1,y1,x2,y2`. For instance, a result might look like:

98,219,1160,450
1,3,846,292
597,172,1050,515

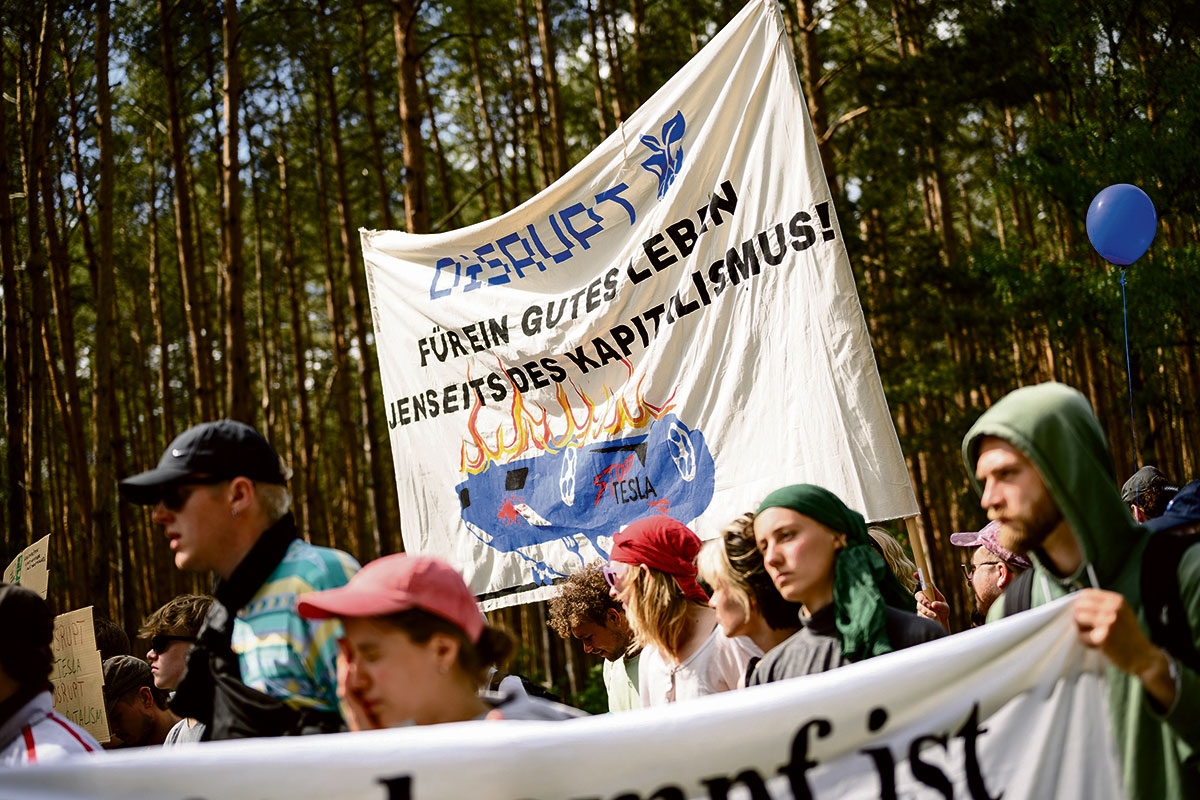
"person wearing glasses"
748,484,944,686
605,517,759,706
137,594,213,744
917,521,1032,630
119,420,360,740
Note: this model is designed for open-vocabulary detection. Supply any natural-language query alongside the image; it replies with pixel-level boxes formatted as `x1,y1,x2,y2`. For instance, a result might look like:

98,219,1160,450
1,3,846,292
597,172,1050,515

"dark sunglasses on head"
150,634,195,653
158,476,226,512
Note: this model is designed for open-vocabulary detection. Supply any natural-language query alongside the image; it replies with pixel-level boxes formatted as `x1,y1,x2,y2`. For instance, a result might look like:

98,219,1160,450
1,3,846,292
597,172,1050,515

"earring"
232,506,239,519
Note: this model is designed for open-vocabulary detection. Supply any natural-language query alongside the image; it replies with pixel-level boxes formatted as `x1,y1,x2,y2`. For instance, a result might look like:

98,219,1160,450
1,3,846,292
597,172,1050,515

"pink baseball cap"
296,554,487,643
949,521,1033,570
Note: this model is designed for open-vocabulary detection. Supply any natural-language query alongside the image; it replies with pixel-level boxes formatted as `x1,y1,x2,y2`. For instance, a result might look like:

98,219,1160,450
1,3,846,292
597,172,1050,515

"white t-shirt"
638,628,760,706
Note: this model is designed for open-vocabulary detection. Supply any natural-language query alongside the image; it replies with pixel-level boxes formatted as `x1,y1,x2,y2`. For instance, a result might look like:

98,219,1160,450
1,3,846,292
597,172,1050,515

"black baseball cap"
118,420,288,506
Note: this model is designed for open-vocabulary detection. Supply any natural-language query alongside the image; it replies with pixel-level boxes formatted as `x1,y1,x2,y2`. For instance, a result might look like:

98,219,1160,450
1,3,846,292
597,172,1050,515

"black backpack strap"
1141,530,1200,674
1001,567,1036,617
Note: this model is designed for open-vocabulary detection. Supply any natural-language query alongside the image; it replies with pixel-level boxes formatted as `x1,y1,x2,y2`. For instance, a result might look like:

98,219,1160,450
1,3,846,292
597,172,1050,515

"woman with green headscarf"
746,484,945,685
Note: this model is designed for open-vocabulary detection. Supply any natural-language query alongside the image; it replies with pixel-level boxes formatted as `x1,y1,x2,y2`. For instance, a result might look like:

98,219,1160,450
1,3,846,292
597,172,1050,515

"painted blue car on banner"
456,413,715,566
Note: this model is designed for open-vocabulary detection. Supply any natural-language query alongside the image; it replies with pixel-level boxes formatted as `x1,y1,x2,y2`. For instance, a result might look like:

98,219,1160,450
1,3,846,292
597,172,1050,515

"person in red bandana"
604,517,759,706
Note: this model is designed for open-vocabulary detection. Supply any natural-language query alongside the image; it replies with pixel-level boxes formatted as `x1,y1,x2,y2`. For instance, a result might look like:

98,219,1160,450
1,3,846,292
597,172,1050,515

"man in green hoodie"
962,382,1199,800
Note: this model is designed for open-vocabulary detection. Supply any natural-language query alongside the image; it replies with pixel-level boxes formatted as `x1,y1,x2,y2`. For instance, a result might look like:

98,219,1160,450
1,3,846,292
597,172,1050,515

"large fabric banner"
361,0,916,606
0,599,1125,799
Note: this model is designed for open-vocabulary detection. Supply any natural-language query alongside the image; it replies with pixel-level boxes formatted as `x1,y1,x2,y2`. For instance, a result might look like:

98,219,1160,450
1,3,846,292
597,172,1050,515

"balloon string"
1121,268,1141,466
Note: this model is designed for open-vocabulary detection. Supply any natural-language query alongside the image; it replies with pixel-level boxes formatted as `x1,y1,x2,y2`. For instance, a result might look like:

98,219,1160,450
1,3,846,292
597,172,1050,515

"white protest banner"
48,606,111,744
1,598,1123,799
4,533,50,598
362,0,915,607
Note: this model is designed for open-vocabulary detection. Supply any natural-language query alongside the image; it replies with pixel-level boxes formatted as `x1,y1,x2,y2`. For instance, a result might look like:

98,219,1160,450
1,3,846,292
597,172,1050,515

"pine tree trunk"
537,0,570,174
90,0,118,618
0,37,22,542
222,0,251,424
354,0,397,230
462,0,507,213
159,0,211,422
392,0,430,233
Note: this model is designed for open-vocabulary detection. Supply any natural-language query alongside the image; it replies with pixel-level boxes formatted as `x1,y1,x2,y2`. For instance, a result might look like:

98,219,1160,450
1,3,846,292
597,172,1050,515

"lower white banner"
0,598,1123,800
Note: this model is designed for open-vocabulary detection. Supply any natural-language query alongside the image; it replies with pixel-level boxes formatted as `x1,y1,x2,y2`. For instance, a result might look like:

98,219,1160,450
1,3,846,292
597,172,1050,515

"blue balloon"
1086,184,1157,266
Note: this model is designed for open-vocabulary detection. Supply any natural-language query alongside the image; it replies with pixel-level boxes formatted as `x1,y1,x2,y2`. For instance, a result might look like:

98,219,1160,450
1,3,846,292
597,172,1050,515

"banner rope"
1120,268,1140,466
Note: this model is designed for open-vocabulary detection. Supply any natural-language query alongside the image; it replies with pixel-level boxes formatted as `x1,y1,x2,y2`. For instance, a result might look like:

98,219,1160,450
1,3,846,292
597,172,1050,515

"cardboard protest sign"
48,606,111,744
4,533,50,598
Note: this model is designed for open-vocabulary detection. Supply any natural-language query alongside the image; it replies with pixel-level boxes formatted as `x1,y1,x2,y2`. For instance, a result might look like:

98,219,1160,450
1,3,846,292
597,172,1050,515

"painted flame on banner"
460,360,676,475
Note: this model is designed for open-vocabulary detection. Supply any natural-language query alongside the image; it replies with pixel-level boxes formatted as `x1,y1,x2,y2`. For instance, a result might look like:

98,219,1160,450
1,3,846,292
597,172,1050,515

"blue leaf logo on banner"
640,110,686,199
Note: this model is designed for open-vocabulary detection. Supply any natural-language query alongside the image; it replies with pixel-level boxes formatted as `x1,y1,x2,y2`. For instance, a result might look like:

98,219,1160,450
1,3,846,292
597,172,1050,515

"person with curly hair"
697,512,803,685
606,517,758,706
548,564,641,711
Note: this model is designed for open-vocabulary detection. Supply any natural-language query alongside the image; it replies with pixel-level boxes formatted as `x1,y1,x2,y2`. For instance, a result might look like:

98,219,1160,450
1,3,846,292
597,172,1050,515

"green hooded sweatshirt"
962,382,1200,800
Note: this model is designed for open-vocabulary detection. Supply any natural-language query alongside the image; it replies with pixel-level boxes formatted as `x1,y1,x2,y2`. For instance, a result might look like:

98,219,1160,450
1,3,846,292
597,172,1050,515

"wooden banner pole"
904,515,937,595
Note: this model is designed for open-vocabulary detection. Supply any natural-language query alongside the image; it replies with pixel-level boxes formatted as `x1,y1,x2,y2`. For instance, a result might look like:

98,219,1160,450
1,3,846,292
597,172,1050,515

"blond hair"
697,538,753,619
867,527,918,594
620,565,694,657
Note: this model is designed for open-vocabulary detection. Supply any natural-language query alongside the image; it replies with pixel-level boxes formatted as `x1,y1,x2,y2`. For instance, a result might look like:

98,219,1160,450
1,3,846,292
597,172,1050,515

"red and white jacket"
1,690,99,766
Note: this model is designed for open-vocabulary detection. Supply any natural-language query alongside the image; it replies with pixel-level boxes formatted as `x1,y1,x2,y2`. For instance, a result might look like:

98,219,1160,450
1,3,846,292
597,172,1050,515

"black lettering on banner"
778,717,833,800
543,357,567,383
629,180,740,284
505,366,531,393
666,218,699,259
790,211,818,252
908,734,953,799
758,223,788,266
860,705,896,800
958,704,1002,800
486,372,507,401
523,360,550,390
378,774,412,800
643,233,677,272
564,345,602,375
700,769,773,800
725,239,760,287
418,317,509,366
437,702,999,800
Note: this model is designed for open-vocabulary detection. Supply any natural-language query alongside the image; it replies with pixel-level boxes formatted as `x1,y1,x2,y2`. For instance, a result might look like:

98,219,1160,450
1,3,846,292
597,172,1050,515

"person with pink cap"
604,517,759,706
916,521,1032,629
297,554,583,728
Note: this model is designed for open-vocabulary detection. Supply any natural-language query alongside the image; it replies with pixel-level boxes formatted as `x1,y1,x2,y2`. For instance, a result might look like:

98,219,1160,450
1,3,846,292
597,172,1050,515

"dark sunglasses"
159,476,226,512
150,634,195,653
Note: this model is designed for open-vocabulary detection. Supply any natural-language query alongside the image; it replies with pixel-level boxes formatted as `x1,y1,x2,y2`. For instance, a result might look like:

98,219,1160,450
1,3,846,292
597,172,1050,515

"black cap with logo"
118,420,288,506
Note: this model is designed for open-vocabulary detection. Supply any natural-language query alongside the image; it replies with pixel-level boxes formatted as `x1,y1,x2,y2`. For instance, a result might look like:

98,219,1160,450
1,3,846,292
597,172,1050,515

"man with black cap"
119,420,360,740
102,656,179,747
0,583,99,764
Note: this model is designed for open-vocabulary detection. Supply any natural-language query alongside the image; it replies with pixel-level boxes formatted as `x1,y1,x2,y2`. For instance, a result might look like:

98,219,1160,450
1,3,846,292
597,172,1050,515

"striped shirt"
1,691,99,766
230,539,359,714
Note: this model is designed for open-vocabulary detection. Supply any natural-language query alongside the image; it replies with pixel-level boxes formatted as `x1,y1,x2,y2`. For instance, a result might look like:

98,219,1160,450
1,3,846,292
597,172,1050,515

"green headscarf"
757,484,915,663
